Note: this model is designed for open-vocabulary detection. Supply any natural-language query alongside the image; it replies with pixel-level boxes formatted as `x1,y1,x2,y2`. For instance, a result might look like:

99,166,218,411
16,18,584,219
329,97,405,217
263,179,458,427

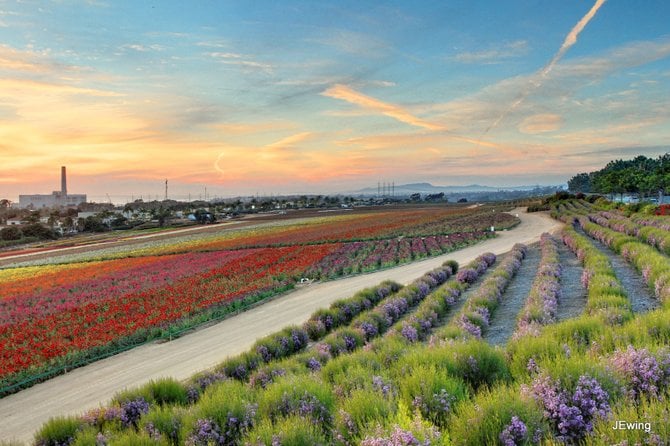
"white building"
18,166,87,209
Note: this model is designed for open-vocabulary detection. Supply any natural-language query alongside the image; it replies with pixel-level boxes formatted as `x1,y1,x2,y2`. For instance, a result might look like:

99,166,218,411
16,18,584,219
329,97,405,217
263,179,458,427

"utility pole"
165,179,168,201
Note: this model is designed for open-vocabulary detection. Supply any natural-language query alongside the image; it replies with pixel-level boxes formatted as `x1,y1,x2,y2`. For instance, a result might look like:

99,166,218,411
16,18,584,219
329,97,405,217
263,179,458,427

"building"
18,166,87,209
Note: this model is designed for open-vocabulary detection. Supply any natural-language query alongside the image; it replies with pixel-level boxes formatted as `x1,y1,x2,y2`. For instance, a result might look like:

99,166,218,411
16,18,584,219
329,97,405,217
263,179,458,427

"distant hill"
353,182,543,196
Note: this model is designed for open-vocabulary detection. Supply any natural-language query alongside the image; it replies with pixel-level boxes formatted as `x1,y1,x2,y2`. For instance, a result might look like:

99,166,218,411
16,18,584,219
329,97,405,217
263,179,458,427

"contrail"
483,0,607,134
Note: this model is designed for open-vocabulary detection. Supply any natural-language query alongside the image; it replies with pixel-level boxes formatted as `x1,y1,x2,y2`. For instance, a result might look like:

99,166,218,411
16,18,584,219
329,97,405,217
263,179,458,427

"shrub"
242,415,329,446
34,416,83,446
397,365,467,428
449,385,546,446
334,389,396,444
139,406,184,445
141,378,188,406
448,340,510,390
528,374,611,443
218,351,262,381
590,393,670,445
21,222,58,239
106,431,168,446
0,226,22,241
182,380,257,445
257,376,334,429
71,427,107,446
608,346,670,401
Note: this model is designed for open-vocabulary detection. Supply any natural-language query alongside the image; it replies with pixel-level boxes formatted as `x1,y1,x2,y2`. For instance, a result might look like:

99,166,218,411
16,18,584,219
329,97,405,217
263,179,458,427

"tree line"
568,153,670,197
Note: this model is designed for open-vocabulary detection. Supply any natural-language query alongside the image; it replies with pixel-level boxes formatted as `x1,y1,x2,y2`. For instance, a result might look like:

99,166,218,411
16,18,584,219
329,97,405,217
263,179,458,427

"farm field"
9,201,670,445
0,205,518,396
0,208,557,444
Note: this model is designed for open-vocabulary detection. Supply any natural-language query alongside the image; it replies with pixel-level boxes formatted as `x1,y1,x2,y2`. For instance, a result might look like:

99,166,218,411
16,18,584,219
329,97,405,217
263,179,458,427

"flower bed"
514,234,562,339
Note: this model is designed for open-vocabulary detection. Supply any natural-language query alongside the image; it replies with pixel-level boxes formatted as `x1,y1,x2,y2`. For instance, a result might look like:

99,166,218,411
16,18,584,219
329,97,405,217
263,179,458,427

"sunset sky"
1,0,669,202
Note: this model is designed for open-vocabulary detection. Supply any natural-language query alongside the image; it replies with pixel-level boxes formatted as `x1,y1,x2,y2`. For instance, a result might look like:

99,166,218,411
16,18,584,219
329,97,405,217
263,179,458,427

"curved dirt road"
0,209,561,444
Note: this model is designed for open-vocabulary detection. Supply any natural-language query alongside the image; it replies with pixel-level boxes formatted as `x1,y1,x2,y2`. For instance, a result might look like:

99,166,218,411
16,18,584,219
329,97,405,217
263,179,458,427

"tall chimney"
61,166,67,196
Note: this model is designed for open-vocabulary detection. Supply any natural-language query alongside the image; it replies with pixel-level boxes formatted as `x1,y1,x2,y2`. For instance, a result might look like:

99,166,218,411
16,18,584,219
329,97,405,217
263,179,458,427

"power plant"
18,166,87,208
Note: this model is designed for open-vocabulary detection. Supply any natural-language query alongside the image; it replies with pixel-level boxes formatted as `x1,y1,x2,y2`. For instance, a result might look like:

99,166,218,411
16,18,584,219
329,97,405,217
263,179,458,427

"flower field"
0,207,509,395
29,200,670,446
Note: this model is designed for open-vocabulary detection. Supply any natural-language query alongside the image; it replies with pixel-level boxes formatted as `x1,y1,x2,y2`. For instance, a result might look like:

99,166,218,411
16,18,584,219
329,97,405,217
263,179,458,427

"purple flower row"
514,233,561,339
394,254,496,343
451,244,526,338
305,233,488,279
632,213,670,232
307,262,458,368
578,218,670,304
561,224,629,317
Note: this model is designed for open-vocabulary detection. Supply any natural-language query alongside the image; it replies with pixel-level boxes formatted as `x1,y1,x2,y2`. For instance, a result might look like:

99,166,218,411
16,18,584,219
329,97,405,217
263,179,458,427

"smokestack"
61,166,67,196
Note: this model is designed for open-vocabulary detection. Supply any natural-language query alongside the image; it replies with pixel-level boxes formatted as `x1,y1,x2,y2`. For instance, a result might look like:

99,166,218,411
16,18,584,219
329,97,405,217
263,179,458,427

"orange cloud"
321,84,445,131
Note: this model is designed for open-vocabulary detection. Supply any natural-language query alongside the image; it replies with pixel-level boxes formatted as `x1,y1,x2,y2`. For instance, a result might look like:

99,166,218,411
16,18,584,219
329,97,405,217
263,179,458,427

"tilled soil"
484,244,541,346
555,236,588,321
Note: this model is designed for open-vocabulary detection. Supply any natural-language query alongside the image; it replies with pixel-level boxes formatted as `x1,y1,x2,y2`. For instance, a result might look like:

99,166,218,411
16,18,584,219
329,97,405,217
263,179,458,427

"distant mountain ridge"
353,182,544,195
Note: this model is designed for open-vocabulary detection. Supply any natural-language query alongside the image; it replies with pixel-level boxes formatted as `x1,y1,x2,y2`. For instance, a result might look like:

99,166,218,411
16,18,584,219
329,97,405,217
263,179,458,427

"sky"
1,0,669,202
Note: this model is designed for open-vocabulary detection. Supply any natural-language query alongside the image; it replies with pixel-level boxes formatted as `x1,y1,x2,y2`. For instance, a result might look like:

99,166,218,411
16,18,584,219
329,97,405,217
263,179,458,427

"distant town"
0,166,563,247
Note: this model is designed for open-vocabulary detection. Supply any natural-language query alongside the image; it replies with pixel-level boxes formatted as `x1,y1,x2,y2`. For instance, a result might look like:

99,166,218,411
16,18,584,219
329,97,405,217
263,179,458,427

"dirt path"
0,209,561,444
555,236,588,321
485,244,541,346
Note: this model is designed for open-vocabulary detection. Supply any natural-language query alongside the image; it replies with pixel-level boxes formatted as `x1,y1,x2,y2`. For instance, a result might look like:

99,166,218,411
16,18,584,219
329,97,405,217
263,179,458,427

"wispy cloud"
321,83,444,131
120,43,165,52
309,29,388,57
321,84,506,150
207,51,273,73
485,0,608,133
452,40,528,64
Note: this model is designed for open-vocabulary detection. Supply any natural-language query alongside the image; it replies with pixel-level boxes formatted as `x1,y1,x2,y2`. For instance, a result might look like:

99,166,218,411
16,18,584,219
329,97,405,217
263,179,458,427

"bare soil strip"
484,244,541,346
576,226,658,313
0,209,561,445
555,236,588,321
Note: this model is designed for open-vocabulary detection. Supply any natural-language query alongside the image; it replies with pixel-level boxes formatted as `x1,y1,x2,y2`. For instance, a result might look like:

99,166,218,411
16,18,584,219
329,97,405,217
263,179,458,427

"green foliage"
0,226,22,241
139,406,184,446
568,153,670,196
334,388,396,443
447,340,511,390
142,378,188,406
397,365,467,427
181,380,256,443
21,222,58,239
71,427,101,446
257,375,334,428
590,393,670,445
107,431,168,446
34,416,83,446
449,385,546,446
323,361,384,395
242,415,329,446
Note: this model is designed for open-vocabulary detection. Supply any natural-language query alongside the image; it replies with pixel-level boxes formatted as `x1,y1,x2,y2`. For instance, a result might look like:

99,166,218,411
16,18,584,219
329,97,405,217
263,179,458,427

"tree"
0,199,11,209
567,173,592,193
22,223,57,240
151,206,171,227
0,226,22,241
63,216,75,233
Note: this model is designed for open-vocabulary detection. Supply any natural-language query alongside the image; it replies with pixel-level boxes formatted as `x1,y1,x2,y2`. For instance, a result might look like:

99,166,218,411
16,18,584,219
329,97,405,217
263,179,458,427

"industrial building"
18,166,87,209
